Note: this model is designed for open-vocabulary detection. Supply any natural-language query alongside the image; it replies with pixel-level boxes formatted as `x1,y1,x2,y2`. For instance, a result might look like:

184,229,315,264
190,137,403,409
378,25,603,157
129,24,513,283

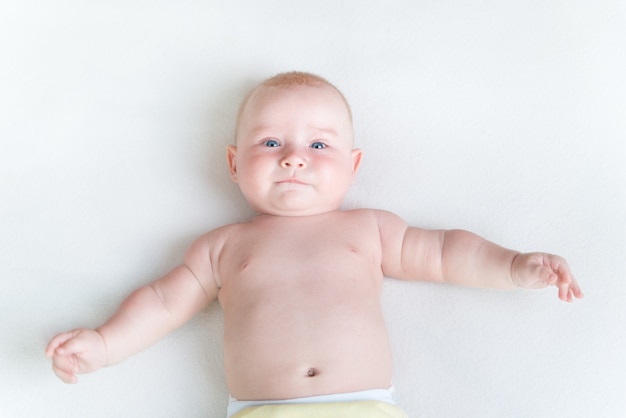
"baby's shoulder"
194,222,247,245
344,208,404,224
182,223,249,275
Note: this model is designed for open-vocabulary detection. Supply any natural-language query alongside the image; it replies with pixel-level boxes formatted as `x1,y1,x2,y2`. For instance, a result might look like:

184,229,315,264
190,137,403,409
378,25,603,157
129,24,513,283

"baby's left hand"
511,252,584,302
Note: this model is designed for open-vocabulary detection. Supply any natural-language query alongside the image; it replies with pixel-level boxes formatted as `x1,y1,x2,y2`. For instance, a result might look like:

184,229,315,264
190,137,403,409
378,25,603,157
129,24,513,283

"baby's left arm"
375,210,583,302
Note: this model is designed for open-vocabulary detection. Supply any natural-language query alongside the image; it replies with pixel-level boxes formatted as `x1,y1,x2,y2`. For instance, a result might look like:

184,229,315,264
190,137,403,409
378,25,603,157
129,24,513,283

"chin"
255,205,341,217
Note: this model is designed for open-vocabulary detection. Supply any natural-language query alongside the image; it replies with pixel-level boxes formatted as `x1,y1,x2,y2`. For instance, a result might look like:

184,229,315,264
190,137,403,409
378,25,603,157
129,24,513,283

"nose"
280,149,307,169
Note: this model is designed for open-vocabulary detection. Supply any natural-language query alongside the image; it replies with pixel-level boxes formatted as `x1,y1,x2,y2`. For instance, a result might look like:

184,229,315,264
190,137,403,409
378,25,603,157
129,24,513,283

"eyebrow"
249,125,339,137
309,126,339,137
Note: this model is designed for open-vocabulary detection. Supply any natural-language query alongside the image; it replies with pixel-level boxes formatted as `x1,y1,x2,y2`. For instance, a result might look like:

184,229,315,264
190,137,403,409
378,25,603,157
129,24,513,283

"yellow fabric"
231,400,408,418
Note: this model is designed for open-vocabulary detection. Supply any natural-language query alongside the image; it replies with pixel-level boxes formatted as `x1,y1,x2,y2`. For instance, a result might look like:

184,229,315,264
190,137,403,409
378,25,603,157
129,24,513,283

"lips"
277,178,307,185
275,177,311,189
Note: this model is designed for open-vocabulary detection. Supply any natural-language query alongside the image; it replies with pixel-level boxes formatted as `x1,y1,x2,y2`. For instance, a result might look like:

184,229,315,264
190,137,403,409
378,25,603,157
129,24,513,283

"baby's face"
228,84,361,216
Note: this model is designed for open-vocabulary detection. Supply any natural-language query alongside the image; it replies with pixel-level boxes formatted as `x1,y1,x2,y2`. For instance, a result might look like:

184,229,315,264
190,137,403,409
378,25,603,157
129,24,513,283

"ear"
226,145,238,182
351,148,363,180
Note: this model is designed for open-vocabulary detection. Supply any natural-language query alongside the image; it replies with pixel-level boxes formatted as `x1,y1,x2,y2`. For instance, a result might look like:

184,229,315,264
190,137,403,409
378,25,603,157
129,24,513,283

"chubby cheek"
236,156,273,190
316,158,355,186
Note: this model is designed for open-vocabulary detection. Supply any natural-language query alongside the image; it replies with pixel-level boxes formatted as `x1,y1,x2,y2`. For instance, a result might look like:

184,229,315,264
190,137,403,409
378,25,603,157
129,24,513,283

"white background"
1,1,625,417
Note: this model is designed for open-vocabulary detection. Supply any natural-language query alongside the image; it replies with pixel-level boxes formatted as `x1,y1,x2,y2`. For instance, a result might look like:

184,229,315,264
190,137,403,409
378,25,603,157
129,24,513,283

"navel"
306,367,318,377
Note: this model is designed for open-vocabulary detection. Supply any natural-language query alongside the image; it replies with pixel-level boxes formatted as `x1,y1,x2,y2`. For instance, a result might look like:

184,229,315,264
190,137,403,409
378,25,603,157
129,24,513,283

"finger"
558,282,578,302
50,350,80,383
558,283,569,302
567,274,584,299
550,256,573,285
52,363,78,384
56,331,89,356
570,281,584,299
556,271,583,302
45,331,77,357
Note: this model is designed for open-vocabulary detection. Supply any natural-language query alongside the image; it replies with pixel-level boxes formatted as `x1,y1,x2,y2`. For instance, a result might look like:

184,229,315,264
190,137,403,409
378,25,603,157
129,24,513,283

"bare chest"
216,212,383,297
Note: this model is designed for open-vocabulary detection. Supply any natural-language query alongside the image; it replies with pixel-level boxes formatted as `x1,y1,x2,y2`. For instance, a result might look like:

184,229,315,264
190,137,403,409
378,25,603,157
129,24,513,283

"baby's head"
228,72,362,216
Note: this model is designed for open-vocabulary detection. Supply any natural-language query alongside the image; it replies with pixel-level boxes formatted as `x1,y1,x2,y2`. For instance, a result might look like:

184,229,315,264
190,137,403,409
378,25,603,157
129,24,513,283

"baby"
46,72,583,418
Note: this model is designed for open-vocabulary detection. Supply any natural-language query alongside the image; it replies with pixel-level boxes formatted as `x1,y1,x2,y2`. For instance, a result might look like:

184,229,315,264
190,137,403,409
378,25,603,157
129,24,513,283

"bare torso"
211,209,393,400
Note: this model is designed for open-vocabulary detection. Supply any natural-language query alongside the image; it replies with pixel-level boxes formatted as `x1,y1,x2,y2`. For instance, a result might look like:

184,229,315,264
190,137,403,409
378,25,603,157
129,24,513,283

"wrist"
94,328,111,367
509,252,523,288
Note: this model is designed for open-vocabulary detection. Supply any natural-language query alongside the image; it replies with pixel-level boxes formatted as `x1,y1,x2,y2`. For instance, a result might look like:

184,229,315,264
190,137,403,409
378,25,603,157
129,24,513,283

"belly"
221,283,394,400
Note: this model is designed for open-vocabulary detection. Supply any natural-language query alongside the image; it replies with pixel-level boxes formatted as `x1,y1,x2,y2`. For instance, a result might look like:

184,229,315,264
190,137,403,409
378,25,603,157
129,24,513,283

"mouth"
278,177,306,184
277,178,307,185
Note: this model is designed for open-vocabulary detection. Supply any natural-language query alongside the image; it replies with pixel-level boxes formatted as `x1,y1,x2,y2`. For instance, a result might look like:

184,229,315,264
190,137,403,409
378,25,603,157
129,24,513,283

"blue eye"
311,142,326,149
263,139,280,147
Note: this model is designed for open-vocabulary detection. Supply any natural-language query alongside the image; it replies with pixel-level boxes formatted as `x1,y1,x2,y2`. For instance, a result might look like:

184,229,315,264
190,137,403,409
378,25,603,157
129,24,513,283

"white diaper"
226,387,396,418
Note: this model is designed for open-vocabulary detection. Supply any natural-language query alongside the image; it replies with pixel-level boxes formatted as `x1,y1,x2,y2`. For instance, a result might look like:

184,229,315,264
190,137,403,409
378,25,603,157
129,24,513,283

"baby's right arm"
45,234,220,383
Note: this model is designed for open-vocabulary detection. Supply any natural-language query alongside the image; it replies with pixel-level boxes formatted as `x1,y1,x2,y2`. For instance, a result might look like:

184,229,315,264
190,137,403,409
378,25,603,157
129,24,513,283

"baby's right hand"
45,328,108,383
